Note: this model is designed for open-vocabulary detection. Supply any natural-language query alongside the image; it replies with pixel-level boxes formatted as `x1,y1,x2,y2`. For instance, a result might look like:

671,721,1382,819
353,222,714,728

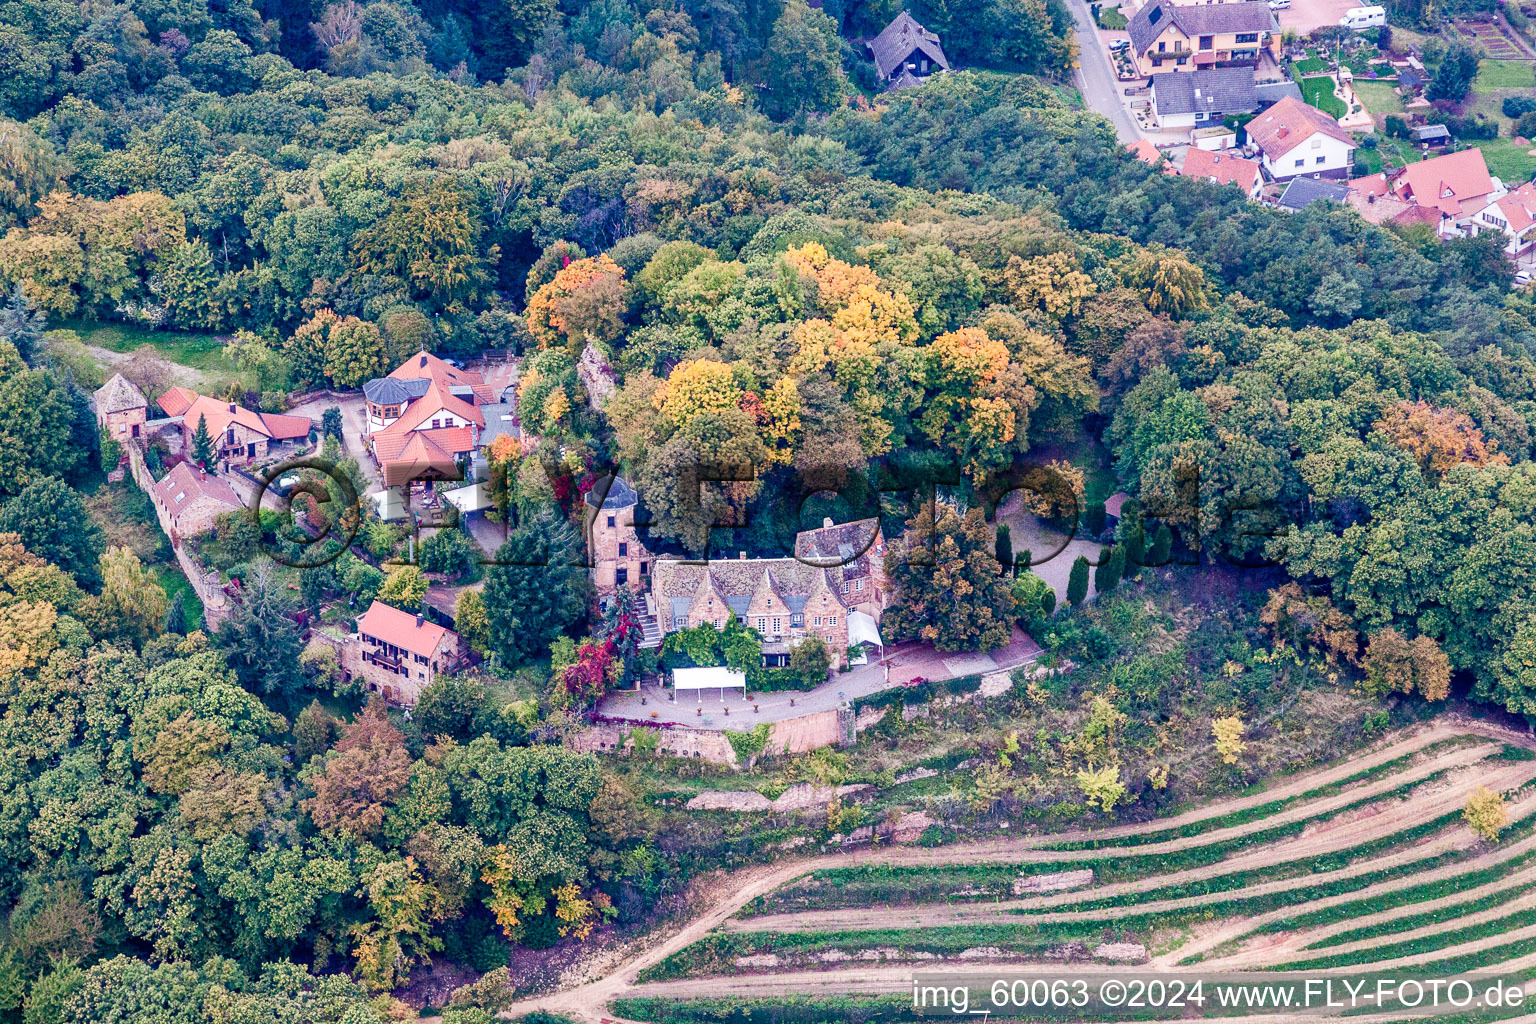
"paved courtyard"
596,627,1041,729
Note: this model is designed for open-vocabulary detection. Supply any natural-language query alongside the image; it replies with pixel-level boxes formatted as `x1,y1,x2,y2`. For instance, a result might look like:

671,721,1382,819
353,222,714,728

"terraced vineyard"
501,723,1536,1023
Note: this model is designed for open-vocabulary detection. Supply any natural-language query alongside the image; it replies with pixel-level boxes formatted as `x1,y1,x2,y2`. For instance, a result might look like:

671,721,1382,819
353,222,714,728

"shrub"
1503,95,1536,119
1518,110,1536,140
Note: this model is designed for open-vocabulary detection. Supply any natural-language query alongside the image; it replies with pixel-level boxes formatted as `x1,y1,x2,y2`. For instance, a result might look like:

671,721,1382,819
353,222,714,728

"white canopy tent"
848,611,884,648
672,666,748,702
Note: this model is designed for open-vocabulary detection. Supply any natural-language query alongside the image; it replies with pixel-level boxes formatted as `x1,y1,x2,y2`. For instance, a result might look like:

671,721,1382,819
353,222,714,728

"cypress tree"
1067,555,1090,607
1097,545,1126,595
995,523,1014,574
1148,522,1174,567
191,414,215,467
164,590,186,634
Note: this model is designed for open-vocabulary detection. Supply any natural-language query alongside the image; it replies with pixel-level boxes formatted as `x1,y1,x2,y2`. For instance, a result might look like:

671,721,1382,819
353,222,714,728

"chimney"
739,551,746,559
415,614,424,628
419,355,428,368
823,517,835,529
199,466,206,481
228,403,236,413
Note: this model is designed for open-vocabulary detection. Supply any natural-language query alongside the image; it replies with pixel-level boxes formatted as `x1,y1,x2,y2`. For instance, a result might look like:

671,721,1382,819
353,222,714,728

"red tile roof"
1490,181,1536,234
356,599,455,659
1246,96,1354,159
380,432,463,487
153,461,243,512
1179,147,1262,193
1128,138,1174,171
179,394,312,442
1390,149,1496,218
158,386,198,417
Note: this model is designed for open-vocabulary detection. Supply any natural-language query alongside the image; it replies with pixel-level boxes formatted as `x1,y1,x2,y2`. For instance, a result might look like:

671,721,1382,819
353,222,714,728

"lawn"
1469,136,1536,182
1291,56,1329,75
152,562,206,632
1474,59,1536,91
1097,5,1128,29
1298,75,1347,119
1353,79,1403,115
57,318,236,376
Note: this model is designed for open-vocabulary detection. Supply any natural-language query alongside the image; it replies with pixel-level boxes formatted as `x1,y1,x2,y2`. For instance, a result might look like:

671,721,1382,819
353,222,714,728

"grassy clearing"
57,318,236,376
1475,59,1536,91
150,562,205,632
1292,57,1329,75
1469,137,1536,184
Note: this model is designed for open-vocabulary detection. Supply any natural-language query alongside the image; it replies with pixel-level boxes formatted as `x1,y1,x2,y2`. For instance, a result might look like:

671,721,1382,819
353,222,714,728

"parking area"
285,392,380,489
1278,0,1357,35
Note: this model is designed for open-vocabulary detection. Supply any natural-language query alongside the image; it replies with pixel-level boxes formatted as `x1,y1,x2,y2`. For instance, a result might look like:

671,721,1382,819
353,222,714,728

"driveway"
998,506,1108,606
285,393,379,489
596,627,1041,729
1280,0,1355,34
1066,0,1143,142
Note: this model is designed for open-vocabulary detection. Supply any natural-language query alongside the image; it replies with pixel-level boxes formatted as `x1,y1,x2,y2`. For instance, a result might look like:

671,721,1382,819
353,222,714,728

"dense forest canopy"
4,0,1536,1019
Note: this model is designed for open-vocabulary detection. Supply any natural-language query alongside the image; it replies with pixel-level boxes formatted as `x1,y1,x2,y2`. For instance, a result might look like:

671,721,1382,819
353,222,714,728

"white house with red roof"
353,599,467,704
1245,96,1356,181
1349,149,1501,236
157,387,312,466
363,351,509,488
1472,181,1536,257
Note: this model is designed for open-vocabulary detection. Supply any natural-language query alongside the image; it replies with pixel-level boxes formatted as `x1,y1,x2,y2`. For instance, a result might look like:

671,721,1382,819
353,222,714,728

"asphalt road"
1066,0,1142,143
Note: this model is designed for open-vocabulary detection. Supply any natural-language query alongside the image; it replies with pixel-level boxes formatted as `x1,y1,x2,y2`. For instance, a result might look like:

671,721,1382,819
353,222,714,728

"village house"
1128,138,1176,171
1179,145,1264,198
151,460,244,540
1127,0,1278,77
652,558,862,669
1149,67,1297,130
1277,175,1352,211
866,12,949,88
1471,181,1536,258
1245,96,1356,181
158,387,312,466
364,351,501,488
793,516,889,619
93,374,149,442
354,599,467,704
1347,149,1500,235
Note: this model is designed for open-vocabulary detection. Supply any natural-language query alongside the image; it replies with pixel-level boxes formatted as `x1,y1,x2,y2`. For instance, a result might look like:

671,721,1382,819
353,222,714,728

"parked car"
1516,270,1532,287
1268,0,1290,11
1109,38,1131,50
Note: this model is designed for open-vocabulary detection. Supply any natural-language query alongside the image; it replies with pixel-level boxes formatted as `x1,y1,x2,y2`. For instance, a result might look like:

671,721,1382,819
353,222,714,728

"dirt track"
486,724,1536,1023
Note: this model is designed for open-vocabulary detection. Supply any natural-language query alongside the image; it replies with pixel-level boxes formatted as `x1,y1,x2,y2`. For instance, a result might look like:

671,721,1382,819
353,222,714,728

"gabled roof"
1128,0,1277,56
178,394,312,442
1277,176,1352,211
379,431,463,487
653,558,849,612
94,373,147,414
1179,147,1263,193
1151,67,1258,116
867,11,949,80
1246,96,1355,159
370,380,486,456
1128,138,1175,172
158,386,199,418
1254,81,1303,106
153,461,242,513
1389,148,1496,218
1488,181,1536,233
357,599,456,658
795,516,884,585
